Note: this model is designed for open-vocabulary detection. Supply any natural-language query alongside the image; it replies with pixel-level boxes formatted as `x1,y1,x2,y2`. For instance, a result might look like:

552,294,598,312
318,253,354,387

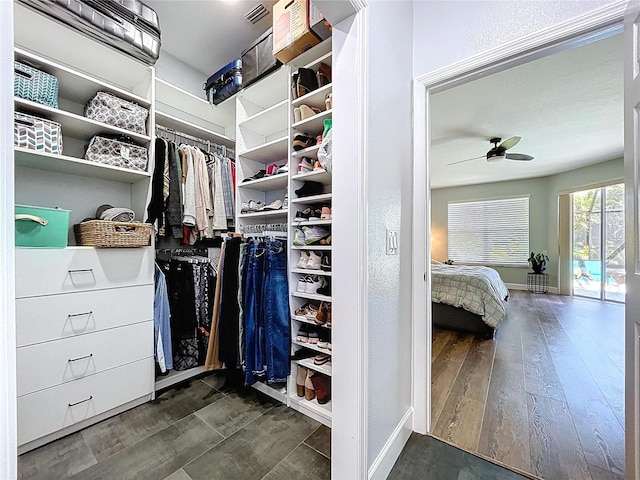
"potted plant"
529,251,549,273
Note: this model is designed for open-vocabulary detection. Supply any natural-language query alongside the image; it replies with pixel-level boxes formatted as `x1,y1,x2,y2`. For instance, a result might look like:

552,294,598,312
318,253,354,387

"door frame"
411,0,630,468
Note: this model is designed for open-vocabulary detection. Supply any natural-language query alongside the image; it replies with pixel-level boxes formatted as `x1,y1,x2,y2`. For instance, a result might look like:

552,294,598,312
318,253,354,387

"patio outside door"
572,183,625,302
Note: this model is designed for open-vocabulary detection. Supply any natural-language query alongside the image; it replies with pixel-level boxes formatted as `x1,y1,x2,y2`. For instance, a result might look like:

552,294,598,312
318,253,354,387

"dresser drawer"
17,321,153,396
16,284,153,347
15,247,154,298
17,358,153,446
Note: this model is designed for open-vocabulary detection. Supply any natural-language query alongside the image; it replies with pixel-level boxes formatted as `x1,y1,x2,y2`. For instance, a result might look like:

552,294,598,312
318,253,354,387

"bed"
431,264,509,337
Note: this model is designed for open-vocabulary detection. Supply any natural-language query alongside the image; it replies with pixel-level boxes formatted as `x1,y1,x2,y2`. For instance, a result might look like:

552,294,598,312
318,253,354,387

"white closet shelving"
286,39,333,427
13,3,156,453
152,77,236,391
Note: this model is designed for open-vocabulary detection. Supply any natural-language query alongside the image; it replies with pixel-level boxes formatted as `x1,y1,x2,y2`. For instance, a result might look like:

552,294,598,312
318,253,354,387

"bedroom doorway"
571,183,625,302
413,8,630,479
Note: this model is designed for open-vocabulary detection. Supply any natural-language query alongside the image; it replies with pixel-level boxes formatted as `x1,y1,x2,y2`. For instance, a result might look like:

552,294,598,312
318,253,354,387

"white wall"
365,0,414,476
155,50,208,98
0,0,17,477
412,0,616,77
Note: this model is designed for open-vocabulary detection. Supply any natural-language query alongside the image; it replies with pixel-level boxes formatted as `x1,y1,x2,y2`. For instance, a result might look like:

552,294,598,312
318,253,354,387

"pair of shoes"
316,278,331,296
295,302,320,320
319,235,332,245
314,353,331,365
315,301,332,326
294,104,321,123
297,275,329,295
292,67,319,99
298,157,314,174
325,92,332,110
242,169,266,183
240,200,265,213
296,323,320,343
303,225,330,245
293,228,306,246
311,372,331,404
295,207,322,222
262,199,283,210
317,330,331,349
297,250,326,270
295,181,323,197
317,62,332,87
293,133,317,151
265,163,282,176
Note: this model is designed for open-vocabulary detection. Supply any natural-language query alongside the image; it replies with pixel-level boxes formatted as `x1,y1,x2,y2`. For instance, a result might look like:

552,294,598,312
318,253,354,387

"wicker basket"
74,220,152,248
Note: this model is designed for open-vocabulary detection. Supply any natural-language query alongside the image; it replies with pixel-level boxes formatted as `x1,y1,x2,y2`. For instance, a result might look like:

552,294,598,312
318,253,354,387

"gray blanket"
431,264,509,328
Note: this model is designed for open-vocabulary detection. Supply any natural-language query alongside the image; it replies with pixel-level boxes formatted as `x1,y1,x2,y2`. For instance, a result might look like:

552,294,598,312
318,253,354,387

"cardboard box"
273,0,320,64
15,205,71,248
310,1,331,41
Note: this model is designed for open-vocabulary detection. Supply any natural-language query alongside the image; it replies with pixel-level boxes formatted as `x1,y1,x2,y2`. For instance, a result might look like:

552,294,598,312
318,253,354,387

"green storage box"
15,205,71,248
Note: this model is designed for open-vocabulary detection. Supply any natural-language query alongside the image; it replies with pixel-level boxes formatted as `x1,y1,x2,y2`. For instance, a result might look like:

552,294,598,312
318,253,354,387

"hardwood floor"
431,291,625,480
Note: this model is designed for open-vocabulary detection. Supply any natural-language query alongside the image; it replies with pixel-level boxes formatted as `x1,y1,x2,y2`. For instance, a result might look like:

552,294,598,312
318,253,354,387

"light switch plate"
387,230,398,255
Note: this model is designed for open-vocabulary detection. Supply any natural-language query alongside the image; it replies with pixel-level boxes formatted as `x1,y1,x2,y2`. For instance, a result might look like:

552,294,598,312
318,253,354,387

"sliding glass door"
572,183,624,302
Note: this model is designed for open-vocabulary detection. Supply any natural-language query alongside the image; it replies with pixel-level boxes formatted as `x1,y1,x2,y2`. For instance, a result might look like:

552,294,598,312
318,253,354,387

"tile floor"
18,372,530,480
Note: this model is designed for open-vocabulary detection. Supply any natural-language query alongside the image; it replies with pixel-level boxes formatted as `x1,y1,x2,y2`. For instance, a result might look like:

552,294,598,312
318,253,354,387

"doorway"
572,183,625,302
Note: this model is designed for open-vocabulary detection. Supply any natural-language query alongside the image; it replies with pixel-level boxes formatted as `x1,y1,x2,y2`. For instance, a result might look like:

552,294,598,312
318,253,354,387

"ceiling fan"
447,136,534,166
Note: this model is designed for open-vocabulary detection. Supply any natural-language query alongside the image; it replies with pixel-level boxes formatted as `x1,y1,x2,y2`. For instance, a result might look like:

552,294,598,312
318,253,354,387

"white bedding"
431,264,509,328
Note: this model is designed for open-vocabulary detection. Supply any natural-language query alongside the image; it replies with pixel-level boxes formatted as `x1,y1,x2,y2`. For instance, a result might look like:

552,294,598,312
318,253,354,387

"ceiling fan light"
487,154,506,163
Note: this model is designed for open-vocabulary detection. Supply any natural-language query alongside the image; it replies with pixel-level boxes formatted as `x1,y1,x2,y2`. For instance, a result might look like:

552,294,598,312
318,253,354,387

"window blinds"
447,196,529,265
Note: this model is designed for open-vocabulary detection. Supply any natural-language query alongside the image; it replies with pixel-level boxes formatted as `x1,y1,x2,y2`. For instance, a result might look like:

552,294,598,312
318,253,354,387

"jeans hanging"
243,240,266,386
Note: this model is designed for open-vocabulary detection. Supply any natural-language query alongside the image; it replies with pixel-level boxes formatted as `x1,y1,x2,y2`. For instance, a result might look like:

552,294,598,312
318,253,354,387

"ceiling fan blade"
505,153,534,161
499,136,521,151
446,155,485,166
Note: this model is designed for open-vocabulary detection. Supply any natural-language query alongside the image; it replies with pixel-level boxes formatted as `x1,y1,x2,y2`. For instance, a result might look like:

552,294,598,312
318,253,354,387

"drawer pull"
67,311,93,318
68,268,94,274
68,396,93,407
68,353,93,363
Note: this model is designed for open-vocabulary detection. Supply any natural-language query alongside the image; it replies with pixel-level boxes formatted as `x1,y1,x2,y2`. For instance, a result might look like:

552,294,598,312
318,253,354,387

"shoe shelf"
14,147,151,183
290,37,333,69
292,220,332,227
292,145,320,159
292,291,332,302
296,358,332,377
238,209,287,219
237,136,289,162
292,109,332,134
291,245,332,251
289,395,332,425
292,315,332,329
252,380,288,405
238,173,288,192
291,193,332,204
15,98,151,144
238,99,288,137
292,339,332,355
291,268,332,277
292,84,332,109
292,169,332,185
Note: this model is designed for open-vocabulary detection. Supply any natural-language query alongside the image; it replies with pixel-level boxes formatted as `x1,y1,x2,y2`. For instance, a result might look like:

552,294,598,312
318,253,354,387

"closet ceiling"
430,33,623,189
147,0,276,76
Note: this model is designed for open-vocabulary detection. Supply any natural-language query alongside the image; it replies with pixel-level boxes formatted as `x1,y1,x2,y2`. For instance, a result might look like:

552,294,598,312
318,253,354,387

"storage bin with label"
15,205,71,248
14,61,59,109
84,135,148,172
14,112,63,154
84,92,149,135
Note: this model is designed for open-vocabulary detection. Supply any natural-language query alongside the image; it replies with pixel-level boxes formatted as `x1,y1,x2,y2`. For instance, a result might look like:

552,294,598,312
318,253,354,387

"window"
447,196,529,265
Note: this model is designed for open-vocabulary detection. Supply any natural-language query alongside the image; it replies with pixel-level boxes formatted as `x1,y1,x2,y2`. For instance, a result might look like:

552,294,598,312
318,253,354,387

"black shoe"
296,67,318,97
321,254,331,271
291,73,299,99
242,169,266,182
295,208,312,222
292,133,316,151
295,181,323,198
317,278,331,296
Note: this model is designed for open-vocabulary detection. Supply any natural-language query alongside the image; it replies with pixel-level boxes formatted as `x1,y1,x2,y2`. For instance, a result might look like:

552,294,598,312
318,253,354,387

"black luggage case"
204,59,242,105
17,0,161,65
242,28,282,89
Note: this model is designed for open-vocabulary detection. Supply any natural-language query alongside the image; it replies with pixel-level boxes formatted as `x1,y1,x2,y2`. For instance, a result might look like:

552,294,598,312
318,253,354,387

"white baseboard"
368,408,413,480
505,283,559,294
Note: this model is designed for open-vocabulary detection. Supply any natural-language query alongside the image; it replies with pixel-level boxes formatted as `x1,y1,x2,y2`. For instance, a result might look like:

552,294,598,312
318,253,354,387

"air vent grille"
245,3,268,24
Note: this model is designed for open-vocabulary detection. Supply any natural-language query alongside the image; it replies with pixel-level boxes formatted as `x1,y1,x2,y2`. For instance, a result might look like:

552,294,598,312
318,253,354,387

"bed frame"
432,302,495,338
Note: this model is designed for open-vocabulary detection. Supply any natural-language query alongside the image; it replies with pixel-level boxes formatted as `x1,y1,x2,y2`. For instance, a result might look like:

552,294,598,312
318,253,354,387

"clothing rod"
155,124,235,157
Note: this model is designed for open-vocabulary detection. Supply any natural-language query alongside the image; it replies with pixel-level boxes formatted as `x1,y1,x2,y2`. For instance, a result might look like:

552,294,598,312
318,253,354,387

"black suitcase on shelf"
204,59,242,105
16,0,161,65
241,28,282,89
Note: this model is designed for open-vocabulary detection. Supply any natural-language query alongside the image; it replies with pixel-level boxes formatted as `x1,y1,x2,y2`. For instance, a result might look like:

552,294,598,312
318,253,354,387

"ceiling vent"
244,3,269,24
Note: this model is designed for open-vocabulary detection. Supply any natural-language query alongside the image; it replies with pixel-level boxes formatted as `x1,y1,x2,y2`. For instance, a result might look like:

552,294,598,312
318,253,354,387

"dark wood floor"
18,375,330,480
431,290,625,480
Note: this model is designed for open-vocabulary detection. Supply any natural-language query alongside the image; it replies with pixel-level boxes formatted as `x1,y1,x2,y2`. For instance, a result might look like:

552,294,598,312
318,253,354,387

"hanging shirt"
181,145,196,227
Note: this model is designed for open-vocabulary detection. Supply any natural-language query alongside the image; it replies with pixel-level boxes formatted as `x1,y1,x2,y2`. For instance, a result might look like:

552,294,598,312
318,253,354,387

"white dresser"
15,247,155,452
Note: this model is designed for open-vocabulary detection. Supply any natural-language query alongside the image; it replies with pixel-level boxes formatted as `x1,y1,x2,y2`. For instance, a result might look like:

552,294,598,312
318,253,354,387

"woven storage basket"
74,220,152,248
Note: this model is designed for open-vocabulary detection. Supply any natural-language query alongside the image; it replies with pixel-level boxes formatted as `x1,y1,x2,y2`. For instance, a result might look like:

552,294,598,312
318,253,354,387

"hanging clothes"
154,263,173,373
204,241,225,371
147,138,167,229
166,142,183,239
193,147,212,238
217,237,241,369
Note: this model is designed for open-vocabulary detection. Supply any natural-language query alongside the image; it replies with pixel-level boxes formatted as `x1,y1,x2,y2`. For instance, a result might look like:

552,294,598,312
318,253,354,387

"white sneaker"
293,228,305,246
306,251,322,270
297,275,309,293
297,157,314,174
297,251,310,269
306,275,323,294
